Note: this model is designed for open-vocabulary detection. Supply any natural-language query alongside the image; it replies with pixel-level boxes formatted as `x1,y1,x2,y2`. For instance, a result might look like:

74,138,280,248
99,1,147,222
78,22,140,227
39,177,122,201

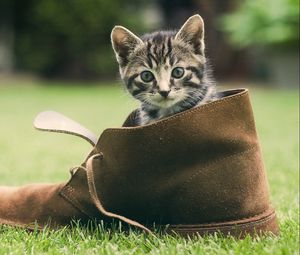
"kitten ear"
111,26,143,66
175,14,205,55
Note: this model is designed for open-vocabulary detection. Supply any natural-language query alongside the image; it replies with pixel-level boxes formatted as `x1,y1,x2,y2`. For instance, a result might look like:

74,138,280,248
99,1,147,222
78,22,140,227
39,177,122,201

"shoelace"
84,153,153,234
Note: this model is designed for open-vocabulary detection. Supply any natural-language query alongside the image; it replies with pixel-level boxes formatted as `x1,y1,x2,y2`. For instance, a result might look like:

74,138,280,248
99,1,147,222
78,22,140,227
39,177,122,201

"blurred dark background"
0,0,299,87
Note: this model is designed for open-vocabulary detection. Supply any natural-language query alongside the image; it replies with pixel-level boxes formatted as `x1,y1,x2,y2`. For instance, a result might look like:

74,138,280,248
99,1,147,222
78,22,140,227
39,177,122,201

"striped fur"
111,15,218,125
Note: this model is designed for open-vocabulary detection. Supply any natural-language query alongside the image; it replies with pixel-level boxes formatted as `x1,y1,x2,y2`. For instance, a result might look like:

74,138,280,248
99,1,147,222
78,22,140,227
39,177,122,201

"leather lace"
84,153,153,234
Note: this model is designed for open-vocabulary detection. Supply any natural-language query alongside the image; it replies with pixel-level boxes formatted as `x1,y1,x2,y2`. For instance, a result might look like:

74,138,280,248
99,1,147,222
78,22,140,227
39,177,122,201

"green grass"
0,80,299,255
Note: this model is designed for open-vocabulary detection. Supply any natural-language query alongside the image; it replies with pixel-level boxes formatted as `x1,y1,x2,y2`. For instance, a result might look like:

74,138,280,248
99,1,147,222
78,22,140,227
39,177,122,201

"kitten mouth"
158,97,173,102
155,95,172,102
150,97,178,108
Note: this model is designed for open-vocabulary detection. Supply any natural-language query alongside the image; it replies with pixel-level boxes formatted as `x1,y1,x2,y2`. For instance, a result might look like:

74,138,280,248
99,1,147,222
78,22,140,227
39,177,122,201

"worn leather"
0,89,279,236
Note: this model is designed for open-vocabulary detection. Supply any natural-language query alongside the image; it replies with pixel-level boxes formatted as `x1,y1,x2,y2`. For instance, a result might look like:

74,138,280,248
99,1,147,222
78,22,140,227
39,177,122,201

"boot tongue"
34,111,97,146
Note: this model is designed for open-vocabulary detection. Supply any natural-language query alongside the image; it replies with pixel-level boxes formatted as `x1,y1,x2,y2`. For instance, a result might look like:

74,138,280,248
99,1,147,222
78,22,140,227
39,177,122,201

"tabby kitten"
111,14,217,125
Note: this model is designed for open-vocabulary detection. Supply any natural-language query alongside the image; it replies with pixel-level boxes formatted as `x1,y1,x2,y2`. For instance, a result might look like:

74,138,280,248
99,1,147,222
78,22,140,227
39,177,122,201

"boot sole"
165,209,279,238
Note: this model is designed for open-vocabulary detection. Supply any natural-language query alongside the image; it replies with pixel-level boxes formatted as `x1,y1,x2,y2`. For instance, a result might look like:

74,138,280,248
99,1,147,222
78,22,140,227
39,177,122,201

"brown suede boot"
0,89,279,237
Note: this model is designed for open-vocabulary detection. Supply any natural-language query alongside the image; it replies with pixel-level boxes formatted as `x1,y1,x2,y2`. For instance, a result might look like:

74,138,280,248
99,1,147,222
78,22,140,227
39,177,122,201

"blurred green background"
0,0,299,86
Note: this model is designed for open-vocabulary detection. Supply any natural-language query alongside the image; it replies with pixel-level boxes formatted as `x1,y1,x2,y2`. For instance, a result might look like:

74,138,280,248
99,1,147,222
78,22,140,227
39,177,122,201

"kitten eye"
171,67,185,79
140,71,154,83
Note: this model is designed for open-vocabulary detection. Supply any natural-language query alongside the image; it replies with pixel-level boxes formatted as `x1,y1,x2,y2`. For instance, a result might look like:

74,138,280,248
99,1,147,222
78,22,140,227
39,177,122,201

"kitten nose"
159,90,170,98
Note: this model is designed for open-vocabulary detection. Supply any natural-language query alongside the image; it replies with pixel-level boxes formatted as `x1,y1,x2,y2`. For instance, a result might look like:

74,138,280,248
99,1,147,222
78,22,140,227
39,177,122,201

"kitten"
111,14,218,126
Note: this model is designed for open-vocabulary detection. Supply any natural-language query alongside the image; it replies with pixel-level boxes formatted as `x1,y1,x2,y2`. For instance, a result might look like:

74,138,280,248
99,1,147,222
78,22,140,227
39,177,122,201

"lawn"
0,80,299,255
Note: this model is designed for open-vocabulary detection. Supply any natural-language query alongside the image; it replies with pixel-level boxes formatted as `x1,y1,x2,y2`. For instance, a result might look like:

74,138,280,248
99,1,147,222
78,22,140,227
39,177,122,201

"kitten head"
111,14,213,110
